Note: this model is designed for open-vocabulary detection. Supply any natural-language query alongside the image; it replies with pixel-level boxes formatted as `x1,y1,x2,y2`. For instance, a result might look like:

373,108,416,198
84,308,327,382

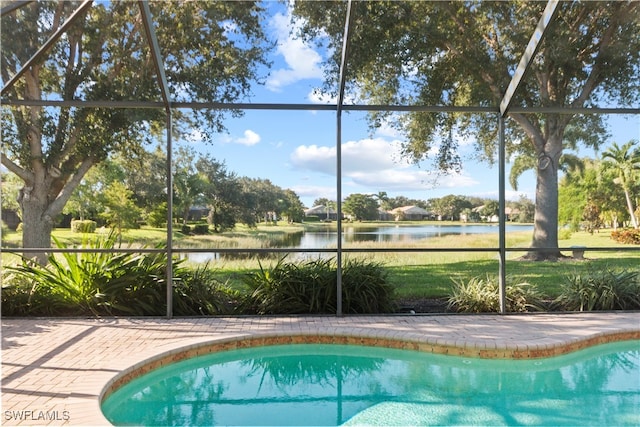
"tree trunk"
18,184,55,265
623,189,639,229
524,139,565,261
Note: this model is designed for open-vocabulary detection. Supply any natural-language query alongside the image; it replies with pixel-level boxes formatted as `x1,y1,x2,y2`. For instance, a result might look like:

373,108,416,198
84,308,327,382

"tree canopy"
602,141,640,229
2,1,639,264
1,1,271,262
293,0,640,259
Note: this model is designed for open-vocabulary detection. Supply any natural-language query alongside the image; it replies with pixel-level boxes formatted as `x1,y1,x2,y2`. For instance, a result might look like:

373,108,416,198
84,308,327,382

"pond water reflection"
181,224,532,263
300,224,533,247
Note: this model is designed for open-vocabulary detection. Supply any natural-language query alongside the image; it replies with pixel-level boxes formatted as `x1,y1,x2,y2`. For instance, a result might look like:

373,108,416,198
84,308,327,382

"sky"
175,3,640,209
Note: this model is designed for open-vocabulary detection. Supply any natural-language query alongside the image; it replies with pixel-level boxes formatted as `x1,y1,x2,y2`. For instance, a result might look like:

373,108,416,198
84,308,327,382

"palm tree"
509,153,584,191
602,141,640,229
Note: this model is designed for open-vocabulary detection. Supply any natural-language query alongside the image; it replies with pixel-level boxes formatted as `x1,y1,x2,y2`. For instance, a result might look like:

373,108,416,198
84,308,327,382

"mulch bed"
396,298,452,314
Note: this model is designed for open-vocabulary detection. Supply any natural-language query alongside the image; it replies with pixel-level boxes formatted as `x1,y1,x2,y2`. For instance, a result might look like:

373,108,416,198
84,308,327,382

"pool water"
102,340,640,426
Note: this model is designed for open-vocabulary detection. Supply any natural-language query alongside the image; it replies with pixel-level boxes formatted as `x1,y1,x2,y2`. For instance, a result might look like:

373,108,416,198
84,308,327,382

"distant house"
390,205,433,221
188,206,209,221
377,208,394,221
505,207,520,222
304,205,341,221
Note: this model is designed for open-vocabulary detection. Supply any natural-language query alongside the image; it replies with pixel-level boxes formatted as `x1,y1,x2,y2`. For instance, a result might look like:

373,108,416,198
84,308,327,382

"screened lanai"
1,0,639,317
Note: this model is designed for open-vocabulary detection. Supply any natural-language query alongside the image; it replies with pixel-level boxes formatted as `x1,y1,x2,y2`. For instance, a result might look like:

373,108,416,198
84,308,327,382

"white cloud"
215,129,261,146
290,144,336,174
289,184,337,205
374,117,403,139
308,89,335,104
342,138,409,172
186,129,205,144
236,130,261,146
266,11,324,92
474,189,535,202
219,134,234,144
290,137,479,192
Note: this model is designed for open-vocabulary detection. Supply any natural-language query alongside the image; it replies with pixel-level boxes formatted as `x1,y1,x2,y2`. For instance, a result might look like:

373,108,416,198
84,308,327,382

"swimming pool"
102,340,639,426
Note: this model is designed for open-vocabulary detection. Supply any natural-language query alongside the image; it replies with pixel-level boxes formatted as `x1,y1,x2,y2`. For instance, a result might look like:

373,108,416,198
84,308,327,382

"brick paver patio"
2,313,639,426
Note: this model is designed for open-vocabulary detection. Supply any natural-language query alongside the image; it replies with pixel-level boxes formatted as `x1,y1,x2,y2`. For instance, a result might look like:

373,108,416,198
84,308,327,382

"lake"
182,223,533,263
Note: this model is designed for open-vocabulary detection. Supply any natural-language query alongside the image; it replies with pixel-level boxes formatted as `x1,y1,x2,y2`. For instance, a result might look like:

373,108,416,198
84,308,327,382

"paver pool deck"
2,313,639,426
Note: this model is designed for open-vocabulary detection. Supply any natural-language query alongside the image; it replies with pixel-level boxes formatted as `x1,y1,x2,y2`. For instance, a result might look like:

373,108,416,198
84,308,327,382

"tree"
115,147,167,217
372,191,389,207
480,201,500,222
601,141,640,229
1,171,22,217
343,193,379,221
558,159,600,230
431,195,472,221
196,155,242,233
62,160,113,222
582,200,603,234
282,189,305,223
558,157,629,230
240,178,287,225
1,2,270,262
173,147,206,226
461,207,480,223
511,196,535,224
99,181,142,233
293,1,640,260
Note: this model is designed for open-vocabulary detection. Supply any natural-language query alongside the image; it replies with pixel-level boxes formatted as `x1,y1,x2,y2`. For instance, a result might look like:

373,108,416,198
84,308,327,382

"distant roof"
390,205,431,215
304,205,336,215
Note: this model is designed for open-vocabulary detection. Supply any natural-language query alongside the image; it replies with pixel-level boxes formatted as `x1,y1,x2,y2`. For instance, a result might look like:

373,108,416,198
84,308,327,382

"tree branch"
46,157,95,217
1,153,33,183
507,112,546,152
570,3,634,108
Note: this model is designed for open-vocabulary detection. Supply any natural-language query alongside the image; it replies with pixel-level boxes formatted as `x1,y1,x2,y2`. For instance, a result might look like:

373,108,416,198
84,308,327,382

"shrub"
2,232,244,316
4,232,173,316
173,264,239,315
611,228,640,245
71,219,97,233
448,275,544,313
147,202,167,228
555,267,640,311
240,257,395,314
181,224,192,234
558,228,572,240
341,258,396,313
193,224,209,235
1,272,57,316
304,215,320,222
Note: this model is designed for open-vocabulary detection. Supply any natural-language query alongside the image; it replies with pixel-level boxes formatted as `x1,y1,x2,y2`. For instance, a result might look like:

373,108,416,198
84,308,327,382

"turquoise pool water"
102,340,640,426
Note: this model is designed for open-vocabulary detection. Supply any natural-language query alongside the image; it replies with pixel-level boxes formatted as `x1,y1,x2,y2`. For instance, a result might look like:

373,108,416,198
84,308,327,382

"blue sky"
176,3,639,209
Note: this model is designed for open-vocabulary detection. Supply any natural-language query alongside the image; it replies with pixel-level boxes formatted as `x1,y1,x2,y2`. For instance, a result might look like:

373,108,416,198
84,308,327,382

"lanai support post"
165,114,173,318
139,0,173,318
335,0,354,316
498,115,507,314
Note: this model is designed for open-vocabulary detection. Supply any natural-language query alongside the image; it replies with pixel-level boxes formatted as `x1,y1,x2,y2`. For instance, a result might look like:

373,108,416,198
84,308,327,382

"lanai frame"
2,0,638,316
